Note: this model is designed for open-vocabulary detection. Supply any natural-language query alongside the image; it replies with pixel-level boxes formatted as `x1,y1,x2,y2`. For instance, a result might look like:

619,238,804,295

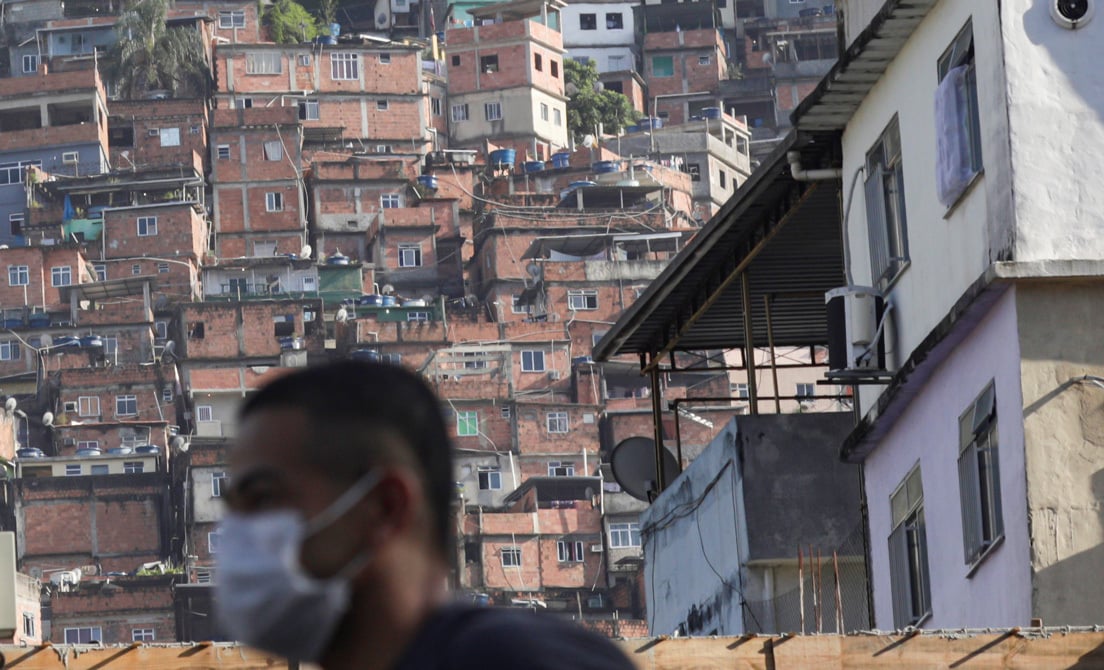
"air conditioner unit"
590,544,603,553
825,286,886,376
62,152,79,165
548,370,562,381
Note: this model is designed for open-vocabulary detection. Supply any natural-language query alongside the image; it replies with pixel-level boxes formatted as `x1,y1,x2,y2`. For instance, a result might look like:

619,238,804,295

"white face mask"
214,471,381,662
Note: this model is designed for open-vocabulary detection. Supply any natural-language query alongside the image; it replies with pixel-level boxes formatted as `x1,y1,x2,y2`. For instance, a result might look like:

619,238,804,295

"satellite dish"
610,436,678,502
526,262,541,278
161,340,176,361
336,307,349,322
381,284,395,295
582,134,596,148
171,436,189,453
4,398,16,413
42,412,53,427
300,244,313,259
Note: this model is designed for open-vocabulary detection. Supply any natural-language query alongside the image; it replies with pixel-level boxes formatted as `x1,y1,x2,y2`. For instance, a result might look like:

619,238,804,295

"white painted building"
560,0,637,73
795,0,1104,629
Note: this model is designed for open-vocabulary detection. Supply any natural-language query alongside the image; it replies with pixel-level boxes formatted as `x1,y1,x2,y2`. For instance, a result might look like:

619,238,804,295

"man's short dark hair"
239,360,454,559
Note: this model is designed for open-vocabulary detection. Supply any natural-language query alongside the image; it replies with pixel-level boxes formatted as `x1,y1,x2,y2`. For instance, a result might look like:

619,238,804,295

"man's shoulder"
401,604,635,670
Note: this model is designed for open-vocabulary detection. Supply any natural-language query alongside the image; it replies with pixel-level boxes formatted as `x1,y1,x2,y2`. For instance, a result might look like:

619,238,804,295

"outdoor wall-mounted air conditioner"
825,286,886,378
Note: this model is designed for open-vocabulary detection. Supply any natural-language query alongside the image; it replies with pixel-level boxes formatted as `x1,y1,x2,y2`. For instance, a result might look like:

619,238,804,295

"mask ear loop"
304,469,384,539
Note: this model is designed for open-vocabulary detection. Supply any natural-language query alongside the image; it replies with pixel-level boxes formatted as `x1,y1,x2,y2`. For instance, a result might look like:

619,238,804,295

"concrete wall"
561,2,636,50
842,0,1011,416
191,465,226,524
1016,281,1104,625
863,288,1031,629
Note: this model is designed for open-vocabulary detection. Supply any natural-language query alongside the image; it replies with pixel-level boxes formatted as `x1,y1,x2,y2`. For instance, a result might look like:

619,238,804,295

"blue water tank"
327,252,350,266
640,117,663,130
135,445,160,454
358,294,384,307
417,174,439,190
702,107,722,120
524,161,545,173
489,149,516,168
381,295,398,307
592,161,619,174
80,335,104,349
551,152,572,169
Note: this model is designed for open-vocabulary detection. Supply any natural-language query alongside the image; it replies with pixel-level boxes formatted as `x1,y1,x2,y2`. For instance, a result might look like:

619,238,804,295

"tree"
264,0,320,44
564,59,638,141
101,0,210,100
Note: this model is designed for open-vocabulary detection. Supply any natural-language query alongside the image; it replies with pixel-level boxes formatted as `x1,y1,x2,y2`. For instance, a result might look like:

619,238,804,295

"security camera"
1051,0,1094,29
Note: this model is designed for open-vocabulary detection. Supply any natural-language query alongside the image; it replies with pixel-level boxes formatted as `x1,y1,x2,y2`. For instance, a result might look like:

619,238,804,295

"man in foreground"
215,360,637,670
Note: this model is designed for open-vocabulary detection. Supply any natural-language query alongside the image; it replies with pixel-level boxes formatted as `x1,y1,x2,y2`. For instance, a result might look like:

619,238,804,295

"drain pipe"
787,151,842,181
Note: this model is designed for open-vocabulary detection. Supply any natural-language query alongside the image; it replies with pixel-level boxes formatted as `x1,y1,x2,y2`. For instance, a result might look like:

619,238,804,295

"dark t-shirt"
393,604,636,669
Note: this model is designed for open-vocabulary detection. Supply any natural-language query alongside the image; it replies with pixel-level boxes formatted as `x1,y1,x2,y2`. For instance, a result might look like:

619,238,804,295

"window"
480,55,499,73
132,264,142,276
116,394,138,417
935,22,982,207
78,396,100,417
263,140,283,161
698,54,711,65
958,382,1003,566
606,12,623,29
137,216,157,236
540,103,549,121
719,169,727,188
212,471,228,497
521,350,545,372
0,341,20,361
580,13,597,29
511,294,528,314
90,464,109,476
217,144,231,160
431,98,442,116
398,243,422,267
266,192,284,212
331,53,360,80
501,405,512,419
557,540,584,562
132,629,155,642
550,60,558,78
236,97,254,109
0,161,39,187
159,128,180,147
64,627,103,644
378,52,391,64
246,52,282,75
407,311,429,322
124,461,144,474
534,53,543,71
457,410,479,437
91,263,106,282
157,262,170,274
77,441,99,451
51,266,71,287
161,386,173,403
484,102,503,121
376,145,393,154
8,265,28,286
553,108,562,126
22,54,38,74
104,337,117,356
501,547,521,567
652,55,674,77
567,289,598,311
376,100,389,111
732,383,749,400
609,522,641,548
451,55,461,66
9,213,23,236
65,464,82,477
451,103,470,122
22,612,33,638
219,10,245,28
380,193,403,209
607,55,626,71
298,54,312,66
546,411,569,434
865,118,909,288
548,461,575,477
208,531,223,554
795,383,815,400
299,99,320,121
888,466,931,628
478,467,502,490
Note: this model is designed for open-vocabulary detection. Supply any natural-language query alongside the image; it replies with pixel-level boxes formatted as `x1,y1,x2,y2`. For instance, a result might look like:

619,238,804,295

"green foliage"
564,59,638,141
264,0,320,44
101,0,211,100
318,0,339,28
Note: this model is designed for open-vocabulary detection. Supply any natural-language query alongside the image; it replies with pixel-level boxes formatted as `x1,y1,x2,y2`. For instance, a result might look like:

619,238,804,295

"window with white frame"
217,144,231,160
501,546,521,567
124,461,144,474
888,465,931,628
92,263,106,281
958,381,1003,566
298,54,312,66
381,193,403,209
0,340,20,361
158,262,170,274
103,337,117,356
22,54,38,74
212,471,228,497
50,266,71,287
407,311,429,322
865,118,909,288
22,612,33,638
456,410,478,437
64,627,103,644
137,216,157,236
546,411,569,434
477,466,502,490
65,464,82,476
331,52,360,80
235,97,254,109
266,192,284,211
511,294,528,314
246,52,281,75
431,98,442,116
299,99,320,121
484,102,503,121
78,396,100,417
219,10,245,28
398,243,422,267
197,405,214,422
8,265,28,286
9,213,23,236
131,629,155,642
795,383,815,400
161,386,173,403
553,108,562,126
76,441,99,452
698,54,711,65
567,289,598,310
732,383,749,400
208,531,223,553
935,21,982,208
540,103,549,121
548,461,575,477
609,522,640,548
263,140,283,161
0,161,39,187
116,394,138,416
521,350,545,372
376,100,389,111
557,539,584,562
132,264,141,275
451,103,469,122
379,52,391,63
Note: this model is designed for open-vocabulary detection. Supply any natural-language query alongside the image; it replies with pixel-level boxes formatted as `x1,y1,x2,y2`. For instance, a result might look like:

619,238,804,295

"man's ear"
360,468,421,549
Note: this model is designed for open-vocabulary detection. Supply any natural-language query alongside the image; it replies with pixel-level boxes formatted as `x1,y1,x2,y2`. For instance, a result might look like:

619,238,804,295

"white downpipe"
786,151,842,181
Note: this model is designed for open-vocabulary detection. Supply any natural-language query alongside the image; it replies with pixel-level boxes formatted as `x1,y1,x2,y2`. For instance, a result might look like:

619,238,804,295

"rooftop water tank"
489,149,516,169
